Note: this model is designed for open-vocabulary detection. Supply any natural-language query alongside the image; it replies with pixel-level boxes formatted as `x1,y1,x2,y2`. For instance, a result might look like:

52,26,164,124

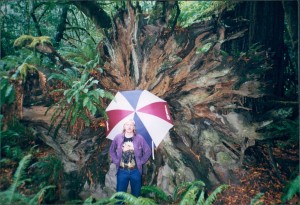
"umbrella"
105,90,173,158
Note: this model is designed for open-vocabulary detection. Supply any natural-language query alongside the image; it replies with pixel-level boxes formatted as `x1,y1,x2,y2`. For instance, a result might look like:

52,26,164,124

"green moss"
11,63,38,81
216,152,234,166
196,42,213,54
13,35,52,50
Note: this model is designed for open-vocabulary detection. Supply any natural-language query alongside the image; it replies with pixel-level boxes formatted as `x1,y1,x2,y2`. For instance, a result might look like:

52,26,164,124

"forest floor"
1,106,299,205
214,143,299,205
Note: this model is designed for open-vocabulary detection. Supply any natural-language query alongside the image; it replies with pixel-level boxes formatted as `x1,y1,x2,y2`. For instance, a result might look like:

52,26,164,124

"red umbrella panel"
106,90,173,149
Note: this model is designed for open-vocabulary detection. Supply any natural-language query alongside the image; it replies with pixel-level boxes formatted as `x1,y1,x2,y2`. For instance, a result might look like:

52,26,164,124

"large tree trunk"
94,1,278,191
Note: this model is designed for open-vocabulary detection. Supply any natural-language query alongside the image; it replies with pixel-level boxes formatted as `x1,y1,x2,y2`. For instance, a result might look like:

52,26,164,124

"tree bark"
72,0,111,30
54,5,70,46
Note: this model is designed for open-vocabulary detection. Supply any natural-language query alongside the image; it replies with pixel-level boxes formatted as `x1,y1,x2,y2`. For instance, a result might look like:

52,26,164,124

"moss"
196,42,213,54
13,35,52,50
216,151,234,166
11,63,37,81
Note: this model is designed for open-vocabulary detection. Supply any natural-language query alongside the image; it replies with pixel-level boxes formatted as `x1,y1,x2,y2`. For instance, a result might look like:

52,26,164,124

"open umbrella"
105,90,173,158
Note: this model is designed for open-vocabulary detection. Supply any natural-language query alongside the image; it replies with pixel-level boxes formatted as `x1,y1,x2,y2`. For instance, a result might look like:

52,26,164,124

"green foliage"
59,38,100,70
259,117,299,143
281,175,300,203
173,180,205,201
82,180,228,205
31,154,64,188
47,68,114,136
111,192,157,205
11,63,38,81
2,145,23,161
0,77,16,108
202,184,229,205
180,185,201,205
178,1,212,28
8,154,32,204
250,192,264,205
196,43,213,54
0,154,55,205
0,120,34,162
174,180,228,205
141,185,169,202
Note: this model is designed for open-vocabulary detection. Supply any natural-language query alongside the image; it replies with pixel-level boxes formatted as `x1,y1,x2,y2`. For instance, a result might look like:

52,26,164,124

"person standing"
109,119,151,197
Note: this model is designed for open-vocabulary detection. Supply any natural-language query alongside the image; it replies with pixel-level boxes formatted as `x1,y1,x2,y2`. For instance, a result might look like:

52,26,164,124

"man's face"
124,121,135,133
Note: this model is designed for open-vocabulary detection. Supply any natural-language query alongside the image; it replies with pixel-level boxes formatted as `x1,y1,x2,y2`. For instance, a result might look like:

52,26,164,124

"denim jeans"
116,168,142,197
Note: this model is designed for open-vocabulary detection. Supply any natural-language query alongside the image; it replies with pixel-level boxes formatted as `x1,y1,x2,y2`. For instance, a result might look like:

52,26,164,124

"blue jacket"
109,133,151,174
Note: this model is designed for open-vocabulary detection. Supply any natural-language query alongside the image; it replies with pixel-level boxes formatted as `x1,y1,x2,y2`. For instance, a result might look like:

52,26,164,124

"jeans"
116,168,142,197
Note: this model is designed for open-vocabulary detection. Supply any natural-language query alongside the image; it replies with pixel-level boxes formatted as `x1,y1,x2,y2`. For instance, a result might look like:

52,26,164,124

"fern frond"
174,180,205,201
204,184,229,205
93,197,118,205
282,175,300,203
250,192,264,205
8,154,32,205
196,189,205,205
136,197,157,205
141,185,169,202
179,186,201,205
28,185,56,205
111,192,137,205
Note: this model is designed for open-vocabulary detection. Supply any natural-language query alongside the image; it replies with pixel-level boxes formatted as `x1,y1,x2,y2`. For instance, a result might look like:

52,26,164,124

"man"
109,119,151,197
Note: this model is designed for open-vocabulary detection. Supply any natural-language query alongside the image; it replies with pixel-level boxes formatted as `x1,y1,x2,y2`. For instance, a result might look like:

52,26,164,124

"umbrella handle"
152,141,155,160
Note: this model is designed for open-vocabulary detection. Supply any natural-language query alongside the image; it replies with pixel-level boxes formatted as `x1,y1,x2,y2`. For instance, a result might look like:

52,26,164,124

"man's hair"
122,119,136,135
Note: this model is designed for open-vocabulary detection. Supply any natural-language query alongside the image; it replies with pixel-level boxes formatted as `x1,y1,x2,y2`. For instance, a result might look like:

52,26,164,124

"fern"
179,186,201,205
135,197,157,205
31,154,64,187
47,68,113,137
0,154,56,205
0,77,16,107
250,192,264,205
196,189,205,205
58,38,98,69
0,154,32,205
110,192,136,204
110,192,157,205
281,175,300,203
141,185,169,202
28,185,56,205
204,184,229,205
173,180,205,201
9,154,32,203
92,197,118,205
